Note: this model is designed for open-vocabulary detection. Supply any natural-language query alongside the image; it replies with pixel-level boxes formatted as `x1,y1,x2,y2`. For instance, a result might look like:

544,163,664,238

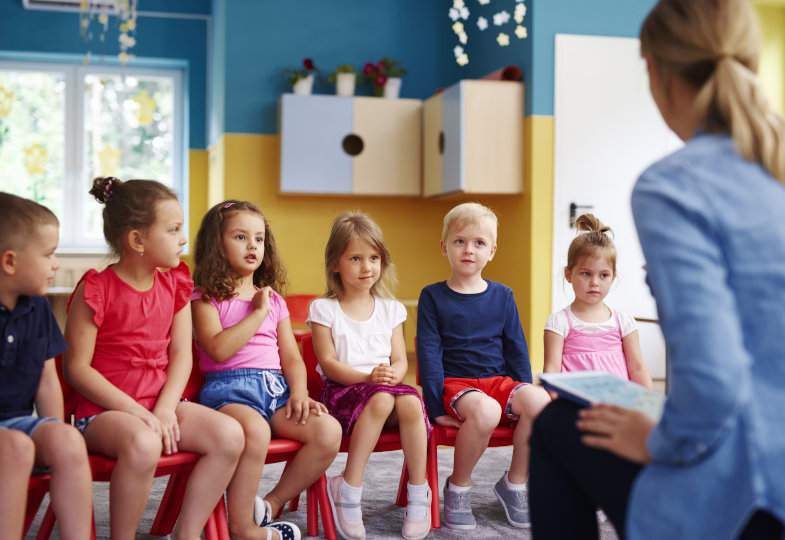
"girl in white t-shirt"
308,211,432,540
544,214,653,388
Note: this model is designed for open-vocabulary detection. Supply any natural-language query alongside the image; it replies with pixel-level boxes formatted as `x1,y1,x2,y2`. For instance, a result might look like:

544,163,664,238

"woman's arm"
192,287,272,363
622,330,653,389
63,282,150,417
34,359,63,420
311,323,371,386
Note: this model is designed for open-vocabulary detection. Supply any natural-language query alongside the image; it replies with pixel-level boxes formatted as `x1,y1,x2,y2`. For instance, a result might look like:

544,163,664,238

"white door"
552,34,683,378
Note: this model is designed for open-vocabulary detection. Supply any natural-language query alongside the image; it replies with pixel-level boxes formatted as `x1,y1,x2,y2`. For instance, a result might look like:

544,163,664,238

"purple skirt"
319,378,433,438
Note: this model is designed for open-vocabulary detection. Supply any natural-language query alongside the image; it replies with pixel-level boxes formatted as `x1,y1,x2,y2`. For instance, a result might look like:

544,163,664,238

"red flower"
377,60,387,71
363,62,376,76
303,58,314,70
374,73,388,87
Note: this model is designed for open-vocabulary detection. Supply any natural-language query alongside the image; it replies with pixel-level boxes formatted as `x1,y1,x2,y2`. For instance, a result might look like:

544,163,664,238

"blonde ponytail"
641,0,785,185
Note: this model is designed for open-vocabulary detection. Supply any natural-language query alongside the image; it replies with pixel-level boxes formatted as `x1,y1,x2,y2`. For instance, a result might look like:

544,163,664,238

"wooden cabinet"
423,80,524,197
279,94,422,195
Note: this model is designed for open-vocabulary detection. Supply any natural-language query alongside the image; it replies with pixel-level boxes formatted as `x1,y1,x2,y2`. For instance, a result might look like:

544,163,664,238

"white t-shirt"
544,306,638,339
307,296,407,375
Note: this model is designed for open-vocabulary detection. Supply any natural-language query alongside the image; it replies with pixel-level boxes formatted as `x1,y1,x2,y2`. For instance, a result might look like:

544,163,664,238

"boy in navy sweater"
417,202,550,530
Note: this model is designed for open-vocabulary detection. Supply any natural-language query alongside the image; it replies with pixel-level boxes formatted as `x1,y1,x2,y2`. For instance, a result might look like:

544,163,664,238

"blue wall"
0,0,211,148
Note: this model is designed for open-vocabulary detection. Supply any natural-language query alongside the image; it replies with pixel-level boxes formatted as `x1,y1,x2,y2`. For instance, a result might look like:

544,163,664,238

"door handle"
569,202,594,228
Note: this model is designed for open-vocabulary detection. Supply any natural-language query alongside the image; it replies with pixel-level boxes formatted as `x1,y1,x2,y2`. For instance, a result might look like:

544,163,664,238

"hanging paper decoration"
79,0,138,65
98,145,122,176
0,87,13,119
133,90,156,126
23,144,47,176
450,0,528,65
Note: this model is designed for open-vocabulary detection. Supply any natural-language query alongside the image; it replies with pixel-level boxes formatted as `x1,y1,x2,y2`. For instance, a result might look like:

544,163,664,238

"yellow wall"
192,114,557,372
756,5,785,115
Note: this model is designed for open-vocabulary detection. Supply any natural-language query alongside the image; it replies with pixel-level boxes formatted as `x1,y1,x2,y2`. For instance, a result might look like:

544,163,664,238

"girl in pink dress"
64,177,244,540
544,214,653,388
191,200,341,540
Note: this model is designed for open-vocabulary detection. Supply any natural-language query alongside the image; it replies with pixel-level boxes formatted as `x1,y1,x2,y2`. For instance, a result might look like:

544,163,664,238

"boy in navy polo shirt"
0,192,91,539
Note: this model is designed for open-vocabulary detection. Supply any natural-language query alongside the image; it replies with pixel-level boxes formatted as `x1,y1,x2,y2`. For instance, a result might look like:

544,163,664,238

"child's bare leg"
173,401,244,540
32,421,92,540
0,428,34,539
451,391,502,486
344,392,395,486
391,394,427,484
84,411,162,540
212,404,272,540
266,408,341,514
508,385,551,484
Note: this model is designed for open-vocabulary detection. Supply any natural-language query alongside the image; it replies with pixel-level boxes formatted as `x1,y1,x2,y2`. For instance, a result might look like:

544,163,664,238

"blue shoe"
263,521,301,540
442,477,476,530
493,473,531,528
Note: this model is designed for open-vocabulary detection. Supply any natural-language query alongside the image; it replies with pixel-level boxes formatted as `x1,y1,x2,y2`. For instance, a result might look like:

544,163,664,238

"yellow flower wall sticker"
98,145,122,176
24,144,48,176
0,87,14,119
133,91,156,125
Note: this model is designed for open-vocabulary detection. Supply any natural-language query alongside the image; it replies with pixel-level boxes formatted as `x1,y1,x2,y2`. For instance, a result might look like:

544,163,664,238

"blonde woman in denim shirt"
529,0,785,538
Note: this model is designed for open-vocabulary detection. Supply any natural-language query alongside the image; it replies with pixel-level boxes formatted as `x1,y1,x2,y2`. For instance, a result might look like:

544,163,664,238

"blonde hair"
442,202,499,243
323,211,396,299
640,0,785,184
193,200,287,301
566,214,616,276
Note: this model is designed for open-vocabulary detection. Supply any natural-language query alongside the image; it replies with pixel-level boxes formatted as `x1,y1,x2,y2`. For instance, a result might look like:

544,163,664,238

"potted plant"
363,57,407,98
283,58,323,95
327,64,359,96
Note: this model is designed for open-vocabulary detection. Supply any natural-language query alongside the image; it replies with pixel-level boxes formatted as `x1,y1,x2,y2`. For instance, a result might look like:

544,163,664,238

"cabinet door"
440,83,464,195
279,94,353,194
422,93,443,197
352,97,422,195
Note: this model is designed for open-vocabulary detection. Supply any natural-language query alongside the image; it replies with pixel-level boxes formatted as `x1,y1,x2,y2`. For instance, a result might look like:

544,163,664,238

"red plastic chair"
300,334,436,539
284,294,319,343
398,338,516,529
23,355,232,540
23,472,53,540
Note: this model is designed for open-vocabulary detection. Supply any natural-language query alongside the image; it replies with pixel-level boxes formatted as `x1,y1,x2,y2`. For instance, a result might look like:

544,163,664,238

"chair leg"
150,470,191,536
34,505,57,540
395,457,409,507
427,435,441,529
314,474,337,540
278,460,301,515
24,491,47,535
205,496,230,540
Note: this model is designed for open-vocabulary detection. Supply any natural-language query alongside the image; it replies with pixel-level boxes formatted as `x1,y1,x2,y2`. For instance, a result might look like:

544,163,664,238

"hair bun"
89,176,121,204
574,213,612,236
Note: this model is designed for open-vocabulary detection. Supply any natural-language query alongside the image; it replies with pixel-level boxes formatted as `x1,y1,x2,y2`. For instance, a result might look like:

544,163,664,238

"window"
0,60,185,252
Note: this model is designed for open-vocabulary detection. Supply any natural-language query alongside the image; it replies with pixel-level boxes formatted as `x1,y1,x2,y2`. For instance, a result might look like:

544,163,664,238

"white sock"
340,478,363,522
406,481,429,520
503,471,527,491
448,479,471,493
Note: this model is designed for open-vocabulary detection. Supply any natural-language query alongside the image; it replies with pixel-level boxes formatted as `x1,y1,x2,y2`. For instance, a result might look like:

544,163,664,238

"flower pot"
292,74,314,95
335,72,356,97
383,77,402,99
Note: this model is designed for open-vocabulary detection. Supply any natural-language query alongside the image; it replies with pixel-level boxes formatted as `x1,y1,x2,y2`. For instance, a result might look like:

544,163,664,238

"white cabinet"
279,94,422,195
423,80,524,197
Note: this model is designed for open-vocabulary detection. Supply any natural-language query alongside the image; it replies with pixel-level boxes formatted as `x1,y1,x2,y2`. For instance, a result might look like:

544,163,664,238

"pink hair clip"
223,202,235,209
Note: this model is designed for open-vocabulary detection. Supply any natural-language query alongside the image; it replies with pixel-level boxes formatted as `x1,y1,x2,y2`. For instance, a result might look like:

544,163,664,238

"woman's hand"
152,405,181,455
434,414,462,429
576,404,655,464
370,363,394,385
285,392,327,425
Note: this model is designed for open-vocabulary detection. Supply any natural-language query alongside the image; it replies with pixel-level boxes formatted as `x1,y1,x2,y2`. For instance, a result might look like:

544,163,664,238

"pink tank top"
561,309,630,380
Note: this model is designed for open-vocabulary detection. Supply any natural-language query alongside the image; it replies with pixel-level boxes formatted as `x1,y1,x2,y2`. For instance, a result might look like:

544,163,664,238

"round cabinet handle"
342,134,364,156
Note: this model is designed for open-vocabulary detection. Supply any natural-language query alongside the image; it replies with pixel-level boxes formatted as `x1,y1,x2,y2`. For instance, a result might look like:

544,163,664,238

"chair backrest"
284,294,319,327
183,340,206,402
54,354,78,422
300,335,323,400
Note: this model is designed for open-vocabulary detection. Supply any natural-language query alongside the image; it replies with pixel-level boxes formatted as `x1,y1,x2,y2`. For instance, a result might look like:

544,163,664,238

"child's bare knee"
3,429,34,468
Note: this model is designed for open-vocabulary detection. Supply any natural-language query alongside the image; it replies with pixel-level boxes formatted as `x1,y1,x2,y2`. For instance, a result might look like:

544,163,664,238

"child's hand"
434,414,462,429
285,394,326,425
153,406,181,455
251,286,273,313
370,363,394,385
129,408,163,437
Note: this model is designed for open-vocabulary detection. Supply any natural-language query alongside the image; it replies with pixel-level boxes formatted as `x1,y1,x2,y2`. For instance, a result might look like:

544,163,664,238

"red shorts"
442,376,529,423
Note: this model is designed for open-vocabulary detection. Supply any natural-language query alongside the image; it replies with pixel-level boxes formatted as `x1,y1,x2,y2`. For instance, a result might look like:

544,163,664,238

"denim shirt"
628,133,785,538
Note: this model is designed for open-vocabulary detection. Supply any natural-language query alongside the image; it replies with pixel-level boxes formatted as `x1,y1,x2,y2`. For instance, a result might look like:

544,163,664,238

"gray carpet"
25,447,620,539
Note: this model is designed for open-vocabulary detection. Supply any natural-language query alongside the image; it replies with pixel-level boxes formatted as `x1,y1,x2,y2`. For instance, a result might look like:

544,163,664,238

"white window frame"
0,59,186,254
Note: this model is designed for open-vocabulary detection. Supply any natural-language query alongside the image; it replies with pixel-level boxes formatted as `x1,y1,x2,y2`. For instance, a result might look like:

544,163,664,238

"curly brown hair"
193,200,287,301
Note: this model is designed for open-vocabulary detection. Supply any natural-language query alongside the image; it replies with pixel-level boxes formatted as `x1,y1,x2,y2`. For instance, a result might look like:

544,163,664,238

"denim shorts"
1,415,59,436
199,368,290,422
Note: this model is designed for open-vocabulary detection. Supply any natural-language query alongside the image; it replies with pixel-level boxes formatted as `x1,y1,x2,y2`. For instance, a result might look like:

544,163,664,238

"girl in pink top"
64,178,244,540
544,214,653,389
191,200,341,540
